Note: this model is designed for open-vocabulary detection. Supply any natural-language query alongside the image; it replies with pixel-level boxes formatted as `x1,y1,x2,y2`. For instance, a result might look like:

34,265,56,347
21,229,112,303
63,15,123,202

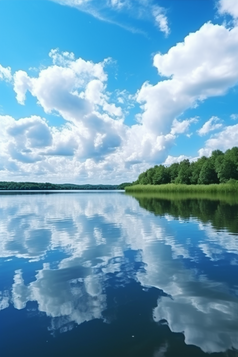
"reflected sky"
0,192,238,356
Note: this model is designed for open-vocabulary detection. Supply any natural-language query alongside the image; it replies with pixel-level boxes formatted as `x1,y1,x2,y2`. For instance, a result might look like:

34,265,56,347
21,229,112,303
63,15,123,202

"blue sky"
0,0,238,184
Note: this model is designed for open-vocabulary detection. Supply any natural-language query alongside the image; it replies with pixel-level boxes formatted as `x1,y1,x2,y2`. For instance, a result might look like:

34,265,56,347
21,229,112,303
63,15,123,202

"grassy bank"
125,183,238,194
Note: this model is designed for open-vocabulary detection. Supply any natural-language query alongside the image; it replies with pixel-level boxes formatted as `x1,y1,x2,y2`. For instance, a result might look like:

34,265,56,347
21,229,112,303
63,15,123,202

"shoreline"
125,183,238,194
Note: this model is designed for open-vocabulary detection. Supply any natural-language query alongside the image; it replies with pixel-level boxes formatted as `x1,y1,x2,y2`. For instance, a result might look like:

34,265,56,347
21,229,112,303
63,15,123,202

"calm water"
0,192,238,357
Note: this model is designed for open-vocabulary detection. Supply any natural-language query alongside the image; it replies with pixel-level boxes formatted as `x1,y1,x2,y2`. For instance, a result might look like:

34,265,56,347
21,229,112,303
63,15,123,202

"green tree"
138,172,150,185
153,165,170,185
198,160,219,184
168,163,179,183
146,168,155,184
190,156,207,184
225,147,238,164
211,149,224,161
216,158,238,182
175,160,191,184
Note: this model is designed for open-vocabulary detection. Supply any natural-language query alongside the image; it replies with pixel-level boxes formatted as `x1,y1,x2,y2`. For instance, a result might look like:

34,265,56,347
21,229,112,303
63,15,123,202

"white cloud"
197,116,222,136
153,6,170,36
13,70,32,104
0,50,175,181
136,22,238,138
51,0,170,35
164,155,190,166
0,113,126,175
230,113,238,120
171,117,198,135
1,18,238,182
0,64,12,82
11,51,128,168
1,116,52,164
13,51,115,122
110,0,127,10
218,0,238,19
198,123,238,157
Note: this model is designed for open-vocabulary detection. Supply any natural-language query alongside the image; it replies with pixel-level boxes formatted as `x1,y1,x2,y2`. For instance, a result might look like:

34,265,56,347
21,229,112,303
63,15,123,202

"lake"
0,191,238,357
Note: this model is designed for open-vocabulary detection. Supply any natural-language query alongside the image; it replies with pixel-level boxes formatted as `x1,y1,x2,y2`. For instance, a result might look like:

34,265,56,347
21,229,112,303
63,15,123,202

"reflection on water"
0,192,238,356
132,192,238,234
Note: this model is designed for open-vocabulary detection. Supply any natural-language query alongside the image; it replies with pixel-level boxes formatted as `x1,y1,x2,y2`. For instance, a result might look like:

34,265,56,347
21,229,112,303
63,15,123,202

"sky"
0,0,238,184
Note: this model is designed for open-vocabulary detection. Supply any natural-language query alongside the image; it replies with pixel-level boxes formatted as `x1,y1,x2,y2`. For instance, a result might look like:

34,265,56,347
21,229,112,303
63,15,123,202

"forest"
0,182,130,190
133,147,238,185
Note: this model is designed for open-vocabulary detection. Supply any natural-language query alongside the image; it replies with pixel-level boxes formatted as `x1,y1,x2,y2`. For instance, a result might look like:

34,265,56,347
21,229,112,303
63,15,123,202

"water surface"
0,192,237,356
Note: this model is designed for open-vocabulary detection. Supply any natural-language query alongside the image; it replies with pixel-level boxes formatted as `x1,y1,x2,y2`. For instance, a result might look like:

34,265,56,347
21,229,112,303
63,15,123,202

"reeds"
125,183,238,194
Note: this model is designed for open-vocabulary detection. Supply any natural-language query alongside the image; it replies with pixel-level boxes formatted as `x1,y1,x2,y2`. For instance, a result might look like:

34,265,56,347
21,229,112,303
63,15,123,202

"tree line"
0,182,131,190
134,147,238,185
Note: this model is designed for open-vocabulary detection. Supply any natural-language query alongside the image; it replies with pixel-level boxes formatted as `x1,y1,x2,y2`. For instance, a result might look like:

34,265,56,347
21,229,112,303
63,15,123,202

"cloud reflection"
0,193,238,353
12,265,106,328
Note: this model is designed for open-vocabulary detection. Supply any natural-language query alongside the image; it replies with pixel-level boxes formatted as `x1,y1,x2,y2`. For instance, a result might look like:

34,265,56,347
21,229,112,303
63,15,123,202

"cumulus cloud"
14,52,106,118
137,22,238,138
197,116,222,136
0,50,173,181
10,51,127,170
13,51,123,127
218,0,238,19
13,70,31,104
171,117,198,135
1,116,52,164
198,123,238,157
1,18,238,182
7,116,52,148
0,114,126,180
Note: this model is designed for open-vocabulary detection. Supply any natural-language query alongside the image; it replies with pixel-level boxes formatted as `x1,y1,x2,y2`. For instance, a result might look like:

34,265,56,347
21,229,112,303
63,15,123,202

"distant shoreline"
0,181,130,191
0,190,124,194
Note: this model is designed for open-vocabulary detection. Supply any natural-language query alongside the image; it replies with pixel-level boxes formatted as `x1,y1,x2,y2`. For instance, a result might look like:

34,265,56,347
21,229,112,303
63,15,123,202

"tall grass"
125,183,238,194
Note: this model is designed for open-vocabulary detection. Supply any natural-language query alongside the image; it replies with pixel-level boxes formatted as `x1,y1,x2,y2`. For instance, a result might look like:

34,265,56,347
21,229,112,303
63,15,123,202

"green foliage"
0,182,123,190
175,159,191,184
131,146,238,187
117,182,133,189
125,182,238,193
216,158,238,183
152,165,170,185
167,163,179,183
198,160,219,184
190,156,207,184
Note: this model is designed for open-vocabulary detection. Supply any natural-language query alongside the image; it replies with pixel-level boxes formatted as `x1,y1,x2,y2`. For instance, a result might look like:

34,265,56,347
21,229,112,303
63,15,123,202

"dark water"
0,192,237,357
